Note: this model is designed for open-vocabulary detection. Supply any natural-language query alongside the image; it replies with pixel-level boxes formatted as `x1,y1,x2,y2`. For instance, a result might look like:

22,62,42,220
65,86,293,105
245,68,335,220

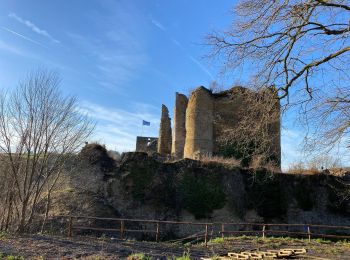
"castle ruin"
136,86,281,167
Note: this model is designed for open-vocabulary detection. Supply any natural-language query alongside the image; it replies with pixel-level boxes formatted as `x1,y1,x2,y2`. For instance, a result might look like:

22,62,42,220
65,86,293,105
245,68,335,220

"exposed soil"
0,235,349,259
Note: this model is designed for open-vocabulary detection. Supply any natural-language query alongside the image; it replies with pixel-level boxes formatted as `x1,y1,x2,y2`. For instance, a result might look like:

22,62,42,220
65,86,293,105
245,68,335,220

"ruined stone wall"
212,87,247,154
171,92,188,159
212,87,281,166
183,87,214,159
136,136,158,153
153,85,281,166
267,90,281,166
157,104,172,155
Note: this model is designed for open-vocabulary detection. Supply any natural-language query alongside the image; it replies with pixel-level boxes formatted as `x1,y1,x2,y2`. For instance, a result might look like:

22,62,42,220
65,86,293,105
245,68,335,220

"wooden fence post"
221,223,225,239
120,220,125,239
307,226,311,242
205,224,208,246
68,216,73,238
262,225,266,239
156,222,160,242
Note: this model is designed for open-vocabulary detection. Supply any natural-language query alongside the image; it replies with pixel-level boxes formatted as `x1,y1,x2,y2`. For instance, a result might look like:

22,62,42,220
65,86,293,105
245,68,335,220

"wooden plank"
227,253,249,259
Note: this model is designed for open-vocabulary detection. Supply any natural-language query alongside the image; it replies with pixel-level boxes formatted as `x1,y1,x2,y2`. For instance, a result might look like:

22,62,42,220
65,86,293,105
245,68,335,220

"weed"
209,237,225,244
6,255,25,260
127,253,153,260
0,231,7,239
175,252,190,260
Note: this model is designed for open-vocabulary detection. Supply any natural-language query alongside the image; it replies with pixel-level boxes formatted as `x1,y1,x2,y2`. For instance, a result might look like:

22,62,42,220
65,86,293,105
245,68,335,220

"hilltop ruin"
136,86,281,167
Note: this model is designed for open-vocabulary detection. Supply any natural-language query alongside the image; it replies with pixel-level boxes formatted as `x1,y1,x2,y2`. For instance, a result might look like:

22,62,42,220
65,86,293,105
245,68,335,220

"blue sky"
0,0,333,170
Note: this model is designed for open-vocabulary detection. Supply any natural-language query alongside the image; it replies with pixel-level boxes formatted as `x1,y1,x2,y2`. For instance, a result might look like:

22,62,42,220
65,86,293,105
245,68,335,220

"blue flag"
142,120,150,126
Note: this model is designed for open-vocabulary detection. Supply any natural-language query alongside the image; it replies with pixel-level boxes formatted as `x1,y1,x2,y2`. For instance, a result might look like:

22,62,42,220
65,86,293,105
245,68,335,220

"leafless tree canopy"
207,0,350,152
215,87,281,168
0,70,94,232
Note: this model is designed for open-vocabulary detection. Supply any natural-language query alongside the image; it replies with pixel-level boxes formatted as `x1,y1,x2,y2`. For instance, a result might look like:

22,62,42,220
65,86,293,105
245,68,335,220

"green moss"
247,169,287,219
219,143,252,167
327,184,349,215
147,172,178,210
181,172,226,219
294,178,314,211
124,162,158,201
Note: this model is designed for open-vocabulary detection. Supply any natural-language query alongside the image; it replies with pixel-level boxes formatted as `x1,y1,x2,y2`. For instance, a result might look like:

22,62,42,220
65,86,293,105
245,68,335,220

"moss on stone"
180,172,226,219
293,178,314,211
124,162,158,201
247,169,287,220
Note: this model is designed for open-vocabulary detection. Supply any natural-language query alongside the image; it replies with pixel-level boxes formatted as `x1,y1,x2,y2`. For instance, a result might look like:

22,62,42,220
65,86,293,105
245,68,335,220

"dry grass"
286,166,350,175
287,168,321,175
199,155,241,167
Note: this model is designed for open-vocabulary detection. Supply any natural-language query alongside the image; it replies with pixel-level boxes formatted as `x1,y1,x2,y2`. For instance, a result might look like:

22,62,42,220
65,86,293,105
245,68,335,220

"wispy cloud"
1,26,47,48
0,39,23,55
9,12,60,44
0,38,43,61
66,1,150,93
151,17,215,80
189,55,215,80
79,101,159,152
151,19,166,31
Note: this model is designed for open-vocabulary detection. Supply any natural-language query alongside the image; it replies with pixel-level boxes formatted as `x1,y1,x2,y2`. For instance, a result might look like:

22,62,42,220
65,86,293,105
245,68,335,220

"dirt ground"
0,234,350,259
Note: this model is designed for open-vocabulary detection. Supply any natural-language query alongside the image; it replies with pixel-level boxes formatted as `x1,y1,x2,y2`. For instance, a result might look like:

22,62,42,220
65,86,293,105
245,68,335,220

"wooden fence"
48,215,350,246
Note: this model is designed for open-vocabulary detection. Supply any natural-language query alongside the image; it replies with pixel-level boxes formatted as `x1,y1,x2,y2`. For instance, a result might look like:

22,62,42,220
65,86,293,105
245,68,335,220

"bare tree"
207,0,350,152
215,86,281,168
0,70,94,232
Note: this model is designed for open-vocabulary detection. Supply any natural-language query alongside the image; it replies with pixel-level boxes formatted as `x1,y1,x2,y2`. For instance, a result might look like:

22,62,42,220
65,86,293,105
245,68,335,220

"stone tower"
157,104,172,155
153,85,281,168
171,92,188,159
183,86,214,159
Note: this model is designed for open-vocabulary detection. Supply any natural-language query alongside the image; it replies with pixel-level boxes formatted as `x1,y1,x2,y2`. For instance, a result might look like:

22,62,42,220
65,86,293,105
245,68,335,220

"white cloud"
151,19,166,31
65,1,150,93
189,55,215,80
9,12,60,44
1,26,47,48
0,39,23,55
79,101,160,152
150,16,215,81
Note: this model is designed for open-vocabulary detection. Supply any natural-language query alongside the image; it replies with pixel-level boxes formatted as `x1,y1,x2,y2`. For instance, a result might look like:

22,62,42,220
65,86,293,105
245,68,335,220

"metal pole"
140,124,144,137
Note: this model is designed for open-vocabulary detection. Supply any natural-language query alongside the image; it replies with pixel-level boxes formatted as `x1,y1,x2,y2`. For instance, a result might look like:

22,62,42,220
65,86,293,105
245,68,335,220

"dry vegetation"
199,155,241,167
0,234,349,259
0,70,93,233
